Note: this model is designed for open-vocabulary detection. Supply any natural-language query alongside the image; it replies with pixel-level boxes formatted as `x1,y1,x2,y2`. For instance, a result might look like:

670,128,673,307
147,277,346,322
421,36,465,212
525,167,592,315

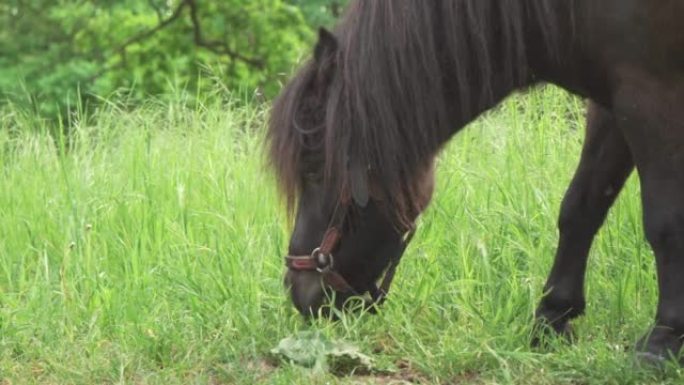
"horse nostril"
285,270,326,317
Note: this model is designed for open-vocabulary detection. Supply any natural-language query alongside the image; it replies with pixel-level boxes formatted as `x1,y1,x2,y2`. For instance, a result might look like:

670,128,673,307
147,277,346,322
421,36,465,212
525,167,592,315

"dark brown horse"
268,0,684,364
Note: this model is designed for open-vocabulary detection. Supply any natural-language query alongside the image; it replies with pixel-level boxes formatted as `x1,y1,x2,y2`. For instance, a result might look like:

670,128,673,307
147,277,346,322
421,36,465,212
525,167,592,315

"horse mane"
268,0,561,228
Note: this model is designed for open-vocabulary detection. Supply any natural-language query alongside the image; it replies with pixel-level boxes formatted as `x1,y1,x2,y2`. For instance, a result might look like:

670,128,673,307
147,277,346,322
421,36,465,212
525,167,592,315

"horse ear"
348,158,369,208
314,27,338,63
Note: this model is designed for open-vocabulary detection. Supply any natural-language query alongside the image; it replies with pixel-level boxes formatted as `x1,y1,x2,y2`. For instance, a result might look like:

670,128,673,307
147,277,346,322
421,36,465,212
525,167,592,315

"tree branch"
86,0,265,85
147,0,165,23
184,0,265,69
117,1,187,54
86,1,188,83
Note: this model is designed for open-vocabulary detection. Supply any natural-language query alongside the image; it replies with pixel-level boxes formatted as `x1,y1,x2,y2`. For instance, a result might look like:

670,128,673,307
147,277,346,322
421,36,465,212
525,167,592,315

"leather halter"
285,199,415,307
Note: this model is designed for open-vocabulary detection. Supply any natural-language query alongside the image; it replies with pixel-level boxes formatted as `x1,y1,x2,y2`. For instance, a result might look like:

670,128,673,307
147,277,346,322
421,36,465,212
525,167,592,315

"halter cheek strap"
285,218,416,307
285,227,357,294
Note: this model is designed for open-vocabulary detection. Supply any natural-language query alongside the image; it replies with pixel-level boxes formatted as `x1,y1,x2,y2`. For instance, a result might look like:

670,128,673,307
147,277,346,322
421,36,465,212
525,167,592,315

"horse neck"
440,0,575,139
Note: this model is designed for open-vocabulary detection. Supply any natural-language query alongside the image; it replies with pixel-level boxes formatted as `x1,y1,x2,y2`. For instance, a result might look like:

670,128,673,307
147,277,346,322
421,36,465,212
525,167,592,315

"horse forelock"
267,63,312,216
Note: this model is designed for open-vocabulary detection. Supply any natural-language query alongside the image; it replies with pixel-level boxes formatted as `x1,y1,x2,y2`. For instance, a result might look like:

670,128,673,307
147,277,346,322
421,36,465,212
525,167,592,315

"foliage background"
0,0,346,119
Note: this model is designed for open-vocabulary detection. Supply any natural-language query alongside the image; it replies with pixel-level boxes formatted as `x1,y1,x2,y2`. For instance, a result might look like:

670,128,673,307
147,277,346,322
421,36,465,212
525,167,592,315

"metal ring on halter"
312,247,334,273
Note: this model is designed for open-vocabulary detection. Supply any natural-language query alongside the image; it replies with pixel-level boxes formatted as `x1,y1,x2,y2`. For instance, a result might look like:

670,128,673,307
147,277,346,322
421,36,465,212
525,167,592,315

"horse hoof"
634,326,684,368
531,321,574,348
635,351,668,368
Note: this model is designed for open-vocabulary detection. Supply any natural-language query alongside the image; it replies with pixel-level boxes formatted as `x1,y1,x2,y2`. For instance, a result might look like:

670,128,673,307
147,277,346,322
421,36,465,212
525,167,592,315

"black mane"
268,0,561,226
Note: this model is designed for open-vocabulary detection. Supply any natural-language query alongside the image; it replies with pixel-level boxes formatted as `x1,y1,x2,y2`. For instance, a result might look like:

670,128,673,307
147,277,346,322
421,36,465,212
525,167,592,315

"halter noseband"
285,199,415,307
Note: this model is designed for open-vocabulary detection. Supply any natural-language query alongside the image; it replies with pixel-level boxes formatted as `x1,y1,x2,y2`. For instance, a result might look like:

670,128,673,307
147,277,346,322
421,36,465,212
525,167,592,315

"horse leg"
612,71,684,363
534,101,634,344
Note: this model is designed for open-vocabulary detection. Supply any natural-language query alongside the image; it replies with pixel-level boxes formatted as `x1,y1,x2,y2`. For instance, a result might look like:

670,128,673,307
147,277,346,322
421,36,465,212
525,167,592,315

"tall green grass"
0,87,679,384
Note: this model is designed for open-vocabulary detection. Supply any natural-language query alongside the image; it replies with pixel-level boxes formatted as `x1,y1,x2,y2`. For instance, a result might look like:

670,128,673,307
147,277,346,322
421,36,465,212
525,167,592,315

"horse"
267,0,684,364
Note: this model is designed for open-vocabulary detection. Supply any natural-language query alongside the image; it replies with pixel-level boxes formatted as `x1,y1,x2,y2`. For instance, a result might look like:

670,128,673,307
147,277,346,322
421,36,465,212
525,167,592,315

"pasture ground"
0,87,681,384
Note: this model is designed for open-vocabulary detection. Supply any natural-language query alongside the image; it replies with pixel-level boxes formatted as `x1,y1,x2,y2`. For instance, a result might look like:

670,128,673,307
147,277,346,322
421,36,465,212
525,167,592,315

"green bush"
0,0,346,120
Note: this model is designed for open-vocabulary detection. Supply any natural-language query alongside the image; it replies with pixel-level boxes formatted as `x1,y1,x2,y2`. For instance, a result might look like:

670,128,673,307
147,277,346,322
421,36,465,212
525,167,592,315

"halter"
285,198,415,307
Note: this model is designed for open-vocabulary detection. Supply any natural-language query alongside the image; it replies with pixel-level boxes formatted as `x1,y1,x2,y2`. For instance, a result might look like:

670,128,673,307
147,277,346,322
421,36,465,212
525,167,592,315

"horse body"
268,0,684,363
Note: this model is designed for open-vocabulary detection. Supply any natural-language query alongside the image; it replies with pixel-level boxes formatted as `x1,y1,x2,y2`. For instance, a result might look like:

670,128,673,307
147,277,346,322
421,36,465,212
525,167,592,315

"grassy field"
0,87,681,384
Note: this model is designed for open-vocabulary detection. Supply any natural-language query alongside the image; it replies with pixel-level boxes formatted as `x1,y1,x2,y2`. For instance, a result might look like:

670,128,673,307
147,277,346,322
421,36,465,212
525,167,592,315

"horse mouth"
285,269,328,316
284,269,369,318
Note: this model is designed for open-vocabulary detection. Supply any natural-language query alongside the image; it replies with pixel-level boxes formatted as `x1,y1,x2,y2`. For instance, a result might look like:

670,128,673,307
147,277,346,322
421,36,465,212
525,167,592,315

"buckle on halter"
312,247,334,273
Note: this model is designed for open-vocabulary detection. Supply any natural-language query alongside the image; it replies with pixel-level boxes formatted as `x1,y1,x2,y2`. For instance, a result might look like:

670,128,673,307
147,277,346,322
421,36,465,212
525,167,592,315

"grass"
0,86,680,384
